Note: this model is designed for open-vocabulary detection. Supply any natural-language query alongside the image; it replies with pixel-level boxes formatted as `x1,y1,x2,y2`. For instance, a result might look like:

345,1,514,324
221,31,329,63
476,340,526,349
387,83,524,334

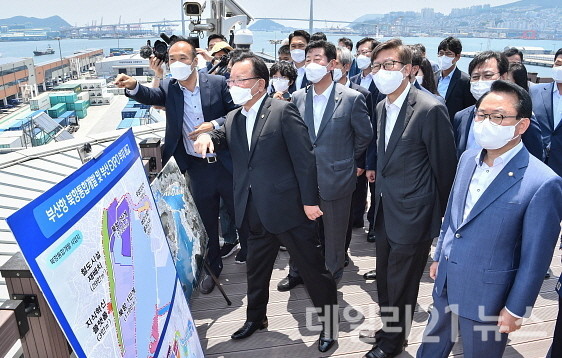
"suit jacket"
292,83,373,201
350,81,374,169
435,67,475,123
434,147,562,321
208,96,318,234
127,71,236,173
530,82,562,176
373,86,457,244
453,105,545,161
288,73,309,94
350,72,381,100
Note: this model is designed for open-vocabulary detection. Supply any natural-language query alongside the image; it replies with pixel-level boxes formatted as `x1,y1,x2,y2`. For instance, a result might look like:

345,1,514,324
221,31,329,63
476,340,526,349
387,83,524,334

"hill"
249,19,292,32
0,16,71,30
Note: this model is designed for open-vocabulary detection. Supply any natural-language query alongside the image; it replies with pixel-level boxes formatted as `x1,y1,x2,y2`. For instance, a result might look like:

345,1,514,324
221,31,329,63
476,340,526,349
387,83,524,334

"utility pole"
309,0,314,34
181,0,186,36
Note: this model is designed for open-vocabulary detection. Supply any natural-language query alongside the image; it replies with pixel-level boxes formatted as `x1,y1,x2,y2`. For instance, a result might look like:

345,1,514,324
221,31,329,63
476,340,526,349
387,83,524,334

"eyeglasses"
226,77,259,86
371,60,405,73
271,76,289,81
438,51,456,57
470,72,500,81
475,112,518,126
357,50,372,56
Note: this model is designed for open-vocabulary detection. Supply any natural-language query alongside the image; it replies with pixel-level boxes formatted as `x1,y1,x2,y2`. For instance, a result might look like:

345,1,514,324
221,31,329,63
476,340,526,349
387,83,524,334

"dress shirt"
437,68,454,98
312,82,335,135
345,78,351,88
464,141,524,223
384,82,411,149
295,65,306,89
241,92,267,148
360,72,373,90
553,83,562,129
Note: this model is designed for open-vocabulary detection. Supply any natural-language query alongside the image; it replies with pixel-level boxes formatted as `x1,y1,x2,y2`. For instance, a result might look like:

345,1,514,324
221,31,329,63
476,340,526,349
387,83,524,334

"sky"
4,0,516,27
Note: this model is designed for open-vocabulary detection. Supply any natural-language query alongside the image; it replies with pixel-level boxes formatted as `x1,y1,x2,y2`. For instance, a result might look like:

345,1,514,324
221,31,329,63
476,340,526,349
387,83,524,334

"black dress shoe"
318,331,336,352
364,346,393,358
277,274,303,291
363,269,377,280
199,273,215,294
231,317,268,340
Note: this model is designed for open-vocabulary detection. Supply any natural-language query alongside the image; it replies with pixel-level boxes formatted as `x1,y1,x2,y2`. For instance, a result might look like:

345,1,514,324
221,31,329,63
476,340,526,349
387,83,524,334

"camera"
139,33,177,63
183,1,206,17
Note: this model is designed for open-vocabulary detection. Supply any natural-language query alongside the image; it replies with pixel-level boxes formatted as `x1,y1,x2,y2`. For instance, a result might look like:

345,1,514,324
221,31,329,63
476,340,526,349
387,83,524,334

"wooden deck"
191,227,561,358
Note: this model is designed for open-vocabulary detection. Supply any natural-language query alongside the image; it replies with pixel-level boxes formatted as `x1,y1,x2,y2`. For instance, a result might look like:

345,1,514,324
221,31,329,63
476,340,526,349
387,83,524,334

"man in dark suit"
453,51,544,160
193,52,339,353
115,37,247,294
288,30,310,93
435,37,475,123
350,37,380,98
290,40,372,285
334,45,375,258
417,80,562,358
363,39,457,358
530,48,562,177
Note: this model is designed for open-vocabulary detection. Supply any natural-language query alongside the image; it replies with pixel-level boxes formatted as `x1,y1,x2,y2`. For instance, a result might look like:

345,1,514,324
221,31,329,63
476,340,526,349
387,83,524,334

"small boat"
33,45,55,56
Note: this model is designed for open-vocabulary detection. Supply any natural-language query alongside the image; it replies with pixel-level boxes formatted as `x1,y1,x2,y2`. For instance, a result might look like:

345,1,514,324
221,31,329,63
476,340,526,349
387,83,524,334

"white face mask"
305,62,329,84
415,75,424,84
473,117,520,150
356,55,372,70
229,81,259,106
272,78,290,92
169,61,193,81
438,55,455,71
552,66,562,83
290,49,306,63
470,80,494,100
373,68,405,95
332,68,344,82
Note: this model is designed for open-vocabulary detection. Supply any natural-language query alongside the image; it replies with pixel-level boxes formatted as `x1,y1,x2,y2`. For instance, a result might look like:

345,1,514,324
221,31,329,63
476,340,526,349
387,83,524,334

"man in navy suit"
417,80,562,358
435,37,475,123
530,48,562,176
453,51,544,160
288,30,311,93
350,37,381,99
115,37,247,294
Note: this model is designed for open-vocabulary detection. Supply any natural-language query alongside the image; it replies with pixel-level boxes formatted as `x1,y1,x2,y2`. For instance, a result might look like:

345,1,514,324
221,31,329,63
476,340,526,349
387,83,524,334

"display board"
7,130,204,358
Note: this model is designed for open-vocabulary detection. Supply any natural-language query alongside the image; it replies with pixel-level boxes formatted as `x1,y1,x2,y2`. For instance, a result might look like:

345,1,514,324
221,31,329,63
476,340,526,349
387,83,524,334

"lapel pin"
261,114,265,119
508,172,514,177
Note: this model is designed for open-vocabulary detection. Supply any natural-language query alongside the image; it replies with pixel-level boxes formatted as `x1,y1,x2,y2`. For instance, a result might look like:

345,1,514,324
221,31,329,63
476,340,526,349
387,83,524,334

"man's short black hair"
311,32,327,42
468,51,509,76
278,44,290,56
289,30,311,45
269,61,297,82
231,52,270,85
508,62,529,92
338,37,353,51
410,47,423,67
305,40,337,62
477,80,532,119
438,36,462,55
555,48,562,61
168,36,198,59
207,34,227,47
356,37,377,51
502,47,524,62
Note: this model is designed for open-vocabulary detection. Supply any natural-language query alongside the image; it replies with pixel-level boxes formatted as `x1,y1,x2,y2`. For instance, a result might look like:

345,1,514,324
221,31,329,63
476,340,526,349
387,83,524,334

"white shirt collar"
385,82,411,110
475,140,523,167
345,78,351,88
241,92,267,117
313,81,334,99
553,82,560,94
361,72,372,80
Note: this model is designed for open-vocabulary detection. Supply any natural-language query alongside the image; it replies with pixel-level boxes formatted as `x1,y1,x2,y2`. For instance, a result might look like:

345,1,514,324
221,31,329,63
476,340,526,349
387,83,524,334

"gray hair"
337,46,353,67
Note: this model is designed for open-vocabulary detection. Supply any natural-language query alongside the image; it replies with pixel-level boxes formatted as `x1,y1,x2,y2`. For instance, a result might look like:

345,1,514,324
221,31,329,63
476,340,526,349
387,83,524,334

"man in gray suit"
277,40,372,290
363,39,457,358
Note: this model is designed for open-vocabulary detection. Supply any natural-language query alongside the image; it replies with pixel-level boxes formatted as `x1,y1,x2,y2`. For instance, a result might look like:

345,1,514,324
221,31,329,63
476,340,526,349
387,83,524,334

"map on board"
7,130,204,358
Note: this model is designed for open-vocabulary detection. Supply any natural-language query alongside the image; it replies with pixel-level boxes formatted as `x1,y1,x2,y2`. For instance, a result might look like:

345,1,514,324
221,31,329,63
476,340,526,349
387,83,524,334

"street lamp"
269,39,282,59
55,37,64,82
